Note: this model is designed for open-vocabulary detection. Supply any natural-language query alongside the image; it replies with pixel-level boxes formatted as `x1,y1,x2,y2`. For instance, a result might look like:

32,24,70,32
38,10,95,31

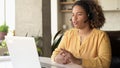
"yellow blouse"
51,28,111,68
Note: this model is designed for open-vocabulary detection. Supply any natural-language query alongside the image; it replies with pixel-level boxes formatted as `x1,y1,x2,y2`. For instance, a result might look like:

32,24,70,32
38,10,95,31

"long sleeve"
82,33,111,68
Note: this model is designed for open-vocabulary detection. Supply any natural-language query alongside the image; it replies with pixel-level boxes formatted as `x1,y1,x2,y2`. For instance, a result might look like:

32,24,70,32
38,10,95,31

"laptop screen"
5,36,41,68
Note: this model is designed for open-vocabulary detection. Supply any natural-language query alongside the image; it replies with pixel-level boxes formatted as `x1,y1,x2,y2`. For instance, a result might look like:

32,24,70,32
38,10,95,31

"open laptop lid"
5,36,41,68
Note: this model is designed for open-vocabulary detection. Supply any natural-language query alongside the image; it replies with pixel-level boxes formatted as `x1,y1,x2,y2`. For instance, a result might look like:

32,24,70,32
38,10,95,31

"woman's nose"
72,15,77,21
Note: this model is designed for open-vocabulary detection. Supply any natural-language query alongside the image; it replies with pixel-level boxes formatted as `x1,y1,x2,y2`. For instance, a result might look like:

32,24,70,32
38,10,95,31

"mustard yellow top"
51,28,111,68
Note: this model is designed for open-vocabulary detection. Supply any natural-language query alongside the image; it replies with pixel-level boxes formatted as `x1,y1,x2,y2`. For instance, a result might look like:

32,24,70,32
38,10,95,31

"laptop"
5,36,60,68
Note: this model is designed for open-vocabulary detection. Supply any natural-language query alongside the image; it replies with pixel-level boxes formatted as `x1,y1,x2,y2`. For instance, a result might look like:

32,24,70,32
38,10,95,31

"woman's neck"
78,27,93,36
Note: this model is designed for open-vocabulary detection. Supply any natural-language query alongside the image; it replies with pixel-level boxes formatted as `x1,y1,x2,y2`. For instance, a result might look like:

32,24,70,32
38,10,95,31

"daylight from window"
0,0,15,36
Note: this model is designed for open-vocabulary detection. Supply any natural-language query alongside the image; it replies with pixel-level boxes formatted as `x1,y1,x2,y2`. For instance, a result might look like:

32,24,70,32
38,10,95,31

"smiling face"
72,5,89,29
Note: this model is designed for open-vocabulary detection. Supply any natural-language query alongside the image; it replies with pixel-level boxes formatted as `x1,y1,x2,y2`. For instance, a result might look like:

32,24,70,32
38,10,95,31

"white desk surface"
0,56,83,68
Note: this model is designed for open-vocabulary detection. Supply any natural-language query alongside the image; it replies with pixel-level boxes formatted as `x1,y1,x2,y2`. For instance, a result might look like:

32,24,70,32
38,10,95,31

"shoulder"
93,28,108,37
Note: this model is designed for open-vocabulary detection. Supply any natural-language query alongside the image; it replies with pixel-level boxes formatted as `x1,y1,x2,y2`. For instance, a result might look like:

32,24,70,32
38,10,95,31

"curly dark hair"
72,0,105,29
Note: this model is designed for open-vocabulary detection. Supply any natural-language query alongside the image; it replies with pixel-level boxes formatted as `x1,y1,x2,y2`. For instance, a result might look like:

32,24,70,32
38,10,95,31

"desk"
0,56,83,68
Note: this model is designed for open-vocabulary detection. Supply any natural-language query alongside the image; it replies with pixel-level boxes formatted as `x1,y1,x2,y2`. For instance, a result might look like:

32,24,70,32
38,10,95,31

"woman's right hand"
54,50,70,64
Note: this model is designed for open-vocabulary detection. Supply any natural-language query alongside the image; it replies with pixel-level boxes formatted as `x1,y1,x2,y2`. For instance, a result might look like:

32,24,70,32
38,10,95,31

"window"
0,0,4,25
0,0,15,36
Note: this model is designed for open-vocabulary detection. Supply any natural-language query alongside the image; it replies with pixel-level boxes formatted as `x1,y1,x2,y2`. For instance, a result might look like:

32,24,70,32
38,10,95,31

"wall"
15,0,42,36
101,11,120,31
15,0,51,57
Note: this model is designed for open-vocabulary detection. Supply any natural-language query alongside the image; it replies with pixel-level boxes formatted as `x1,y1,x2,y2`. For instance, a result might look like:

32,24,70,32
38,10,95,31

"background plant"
0,23,9,32
34,36,43,56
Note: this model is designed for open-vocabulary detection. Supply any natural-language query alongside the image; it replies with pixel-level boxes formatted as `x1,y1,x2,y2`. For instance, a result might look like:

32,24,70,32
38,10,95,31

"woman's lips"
73,22,78,25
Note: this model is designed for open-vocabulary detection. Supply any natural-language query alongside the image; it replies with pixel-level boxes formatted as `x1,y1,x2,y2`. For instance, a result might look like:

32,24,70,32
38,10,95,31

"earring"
88,14,90,17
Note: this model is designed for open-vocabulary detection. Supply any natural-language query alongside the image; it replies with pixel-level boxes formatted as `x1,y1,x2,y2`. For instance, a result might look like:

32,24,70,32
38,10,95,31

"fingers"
63,57,71,64
60,48,71,56
60,48,72,62
59,48,75,64
59,49,67,58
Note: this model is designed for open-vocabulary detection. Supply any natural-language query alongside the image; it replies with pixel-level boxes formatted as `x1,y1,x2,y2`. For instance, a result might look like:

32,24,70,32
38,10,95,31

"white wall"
15,0,42,36
101,11,120,31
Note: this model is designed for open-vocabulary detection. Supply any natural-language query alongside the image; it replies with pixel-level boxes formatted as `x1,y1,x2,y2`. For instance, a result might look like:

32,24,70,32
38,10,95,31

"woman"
51,0,111,68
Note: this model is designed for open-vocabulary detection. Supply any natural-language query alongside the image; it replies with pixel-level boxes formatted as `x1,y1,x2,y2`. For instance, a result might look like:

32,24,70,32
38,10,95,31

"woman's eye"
78,13,82,16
